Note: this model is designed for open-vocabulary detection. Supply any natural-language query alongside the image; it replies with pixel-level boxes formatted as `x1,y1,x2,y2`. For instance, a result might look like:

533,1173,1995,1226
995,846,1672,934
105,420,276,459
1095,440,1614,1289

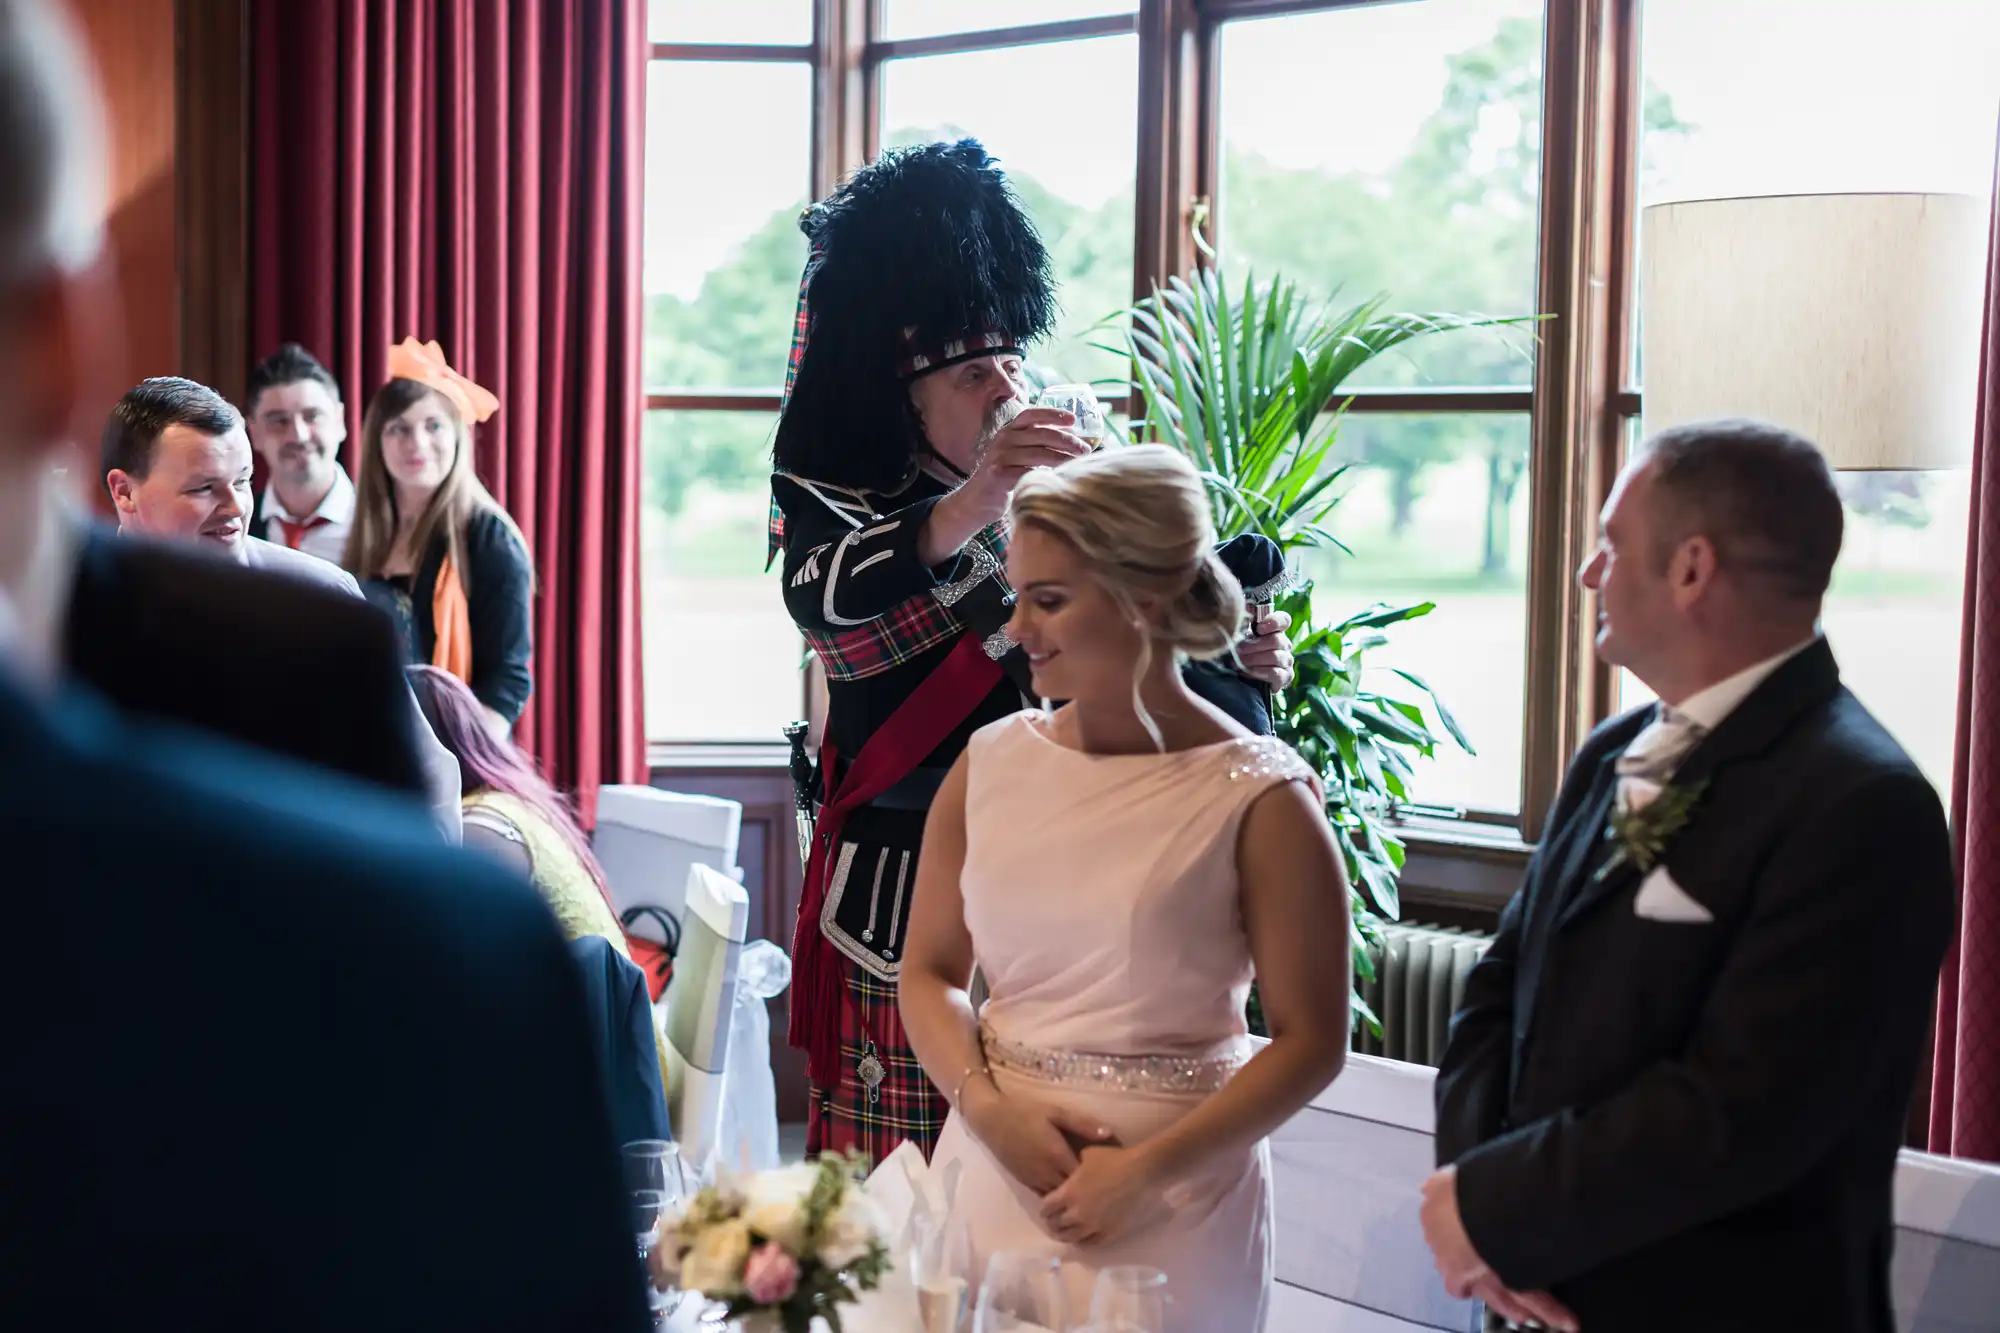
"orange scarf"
431,552,473,685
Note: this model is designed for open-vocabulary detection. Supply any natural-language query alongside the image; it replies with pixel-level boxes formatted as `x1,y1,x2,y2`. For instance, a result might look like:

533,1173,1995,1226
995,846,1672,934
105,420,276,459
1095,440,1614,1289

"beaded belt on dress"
980,1024,1247,1095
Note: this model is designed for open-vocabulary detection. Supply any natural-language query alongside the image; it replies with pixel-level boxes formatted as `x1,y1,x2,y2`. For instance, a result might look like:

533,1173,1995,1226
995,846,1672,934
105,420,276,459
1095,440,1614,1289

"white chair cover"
592,785,741,938
662,862,749,1173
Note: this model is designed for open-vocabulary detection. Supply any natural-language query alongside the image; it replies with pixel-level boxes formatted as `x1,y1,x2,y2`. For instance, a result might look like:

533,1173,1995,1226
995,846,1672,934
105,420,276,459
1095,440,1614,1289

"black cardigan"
363,507,535,722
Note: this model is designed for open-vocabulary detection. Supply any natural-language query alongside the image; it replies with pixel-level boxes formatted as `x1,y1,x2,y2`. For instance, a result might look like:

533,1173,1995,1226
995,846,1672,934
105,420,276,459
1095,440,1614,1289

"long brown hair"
342,377,527,588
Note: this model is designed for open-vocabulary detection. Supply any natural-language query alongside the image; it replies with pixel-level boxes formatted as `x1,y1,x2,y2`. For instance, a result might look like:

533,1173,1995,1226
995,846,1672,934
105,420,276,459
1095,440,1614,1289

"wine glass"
974,1251,1068,1332
911,1213,973,1333
622,1140,688,1316
1088,1265,1168,1333
1033,383,1109,448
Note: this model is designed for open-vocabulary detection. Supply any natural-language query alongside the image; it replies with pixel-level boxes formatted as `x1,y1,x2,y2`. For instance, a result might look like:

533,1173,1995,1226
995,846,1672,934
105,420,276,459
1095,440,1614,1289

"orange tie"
275,515,331,550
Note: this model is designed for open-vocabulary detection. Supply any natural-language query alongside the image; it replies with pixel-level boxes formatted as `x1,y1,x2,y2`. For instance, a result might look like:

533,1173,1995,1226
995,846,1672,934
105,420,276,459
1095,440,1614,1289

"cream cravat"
1614,706,1707,812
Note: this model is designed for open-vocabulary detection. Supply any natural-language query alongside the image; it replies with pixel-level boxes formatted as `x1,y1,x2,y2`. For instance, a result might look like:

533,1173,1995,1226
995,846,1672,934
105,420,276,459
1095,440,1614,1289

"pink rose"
742,1242,800,1305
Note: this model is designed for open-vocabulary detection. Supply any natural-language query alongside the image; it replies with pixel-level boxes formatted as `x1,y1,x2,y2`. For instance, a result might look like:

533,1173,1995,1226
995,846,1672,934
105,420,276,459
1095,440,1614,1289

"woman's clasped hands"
959,1076,1173,1247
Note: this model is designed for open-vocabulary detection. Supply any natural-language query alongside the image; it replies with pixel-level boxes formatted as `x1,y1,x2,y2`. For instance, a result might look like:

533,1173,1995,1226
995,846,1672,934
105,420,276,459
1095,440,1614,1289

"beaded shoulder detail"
1222,735,1318,788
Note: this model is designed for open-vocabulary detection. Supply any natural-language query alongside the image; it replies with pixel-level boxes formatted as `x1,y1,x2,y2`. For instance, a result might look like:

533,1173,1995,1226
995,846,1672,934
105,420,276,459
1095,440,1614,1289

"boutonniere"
1598,777,1708,882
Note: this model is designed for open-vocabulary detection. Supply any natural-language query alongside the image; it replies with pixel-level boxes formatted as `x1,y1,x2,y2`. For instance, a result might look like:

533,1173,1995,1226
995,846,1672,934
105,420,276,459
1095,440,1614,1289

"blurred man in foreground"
0,1,647,1325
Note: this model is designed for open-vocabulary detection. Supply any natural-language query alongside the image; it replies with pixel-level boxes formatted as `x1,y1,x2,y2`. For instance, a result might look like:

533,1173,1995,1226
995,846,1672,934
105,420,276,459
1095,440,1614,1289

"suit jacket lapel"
1554,639,1844,934
1546,754,1624,922
1515,747,1625,1043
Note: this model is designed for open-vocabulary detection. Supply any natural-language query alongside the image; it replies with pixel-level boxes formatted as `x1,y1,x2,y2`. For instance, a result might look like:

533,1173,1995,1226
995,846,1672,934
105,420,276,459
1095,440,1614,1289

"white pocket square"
1633,866,1713,923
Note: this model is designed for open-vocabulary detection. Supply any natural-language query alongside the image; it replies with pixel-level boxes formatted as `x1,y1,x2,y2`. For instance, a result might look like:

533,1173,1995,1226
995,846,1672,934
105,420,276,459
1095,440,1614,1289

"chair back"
1893,1147,2000,1330
662,862,749,1171
592,785,741,936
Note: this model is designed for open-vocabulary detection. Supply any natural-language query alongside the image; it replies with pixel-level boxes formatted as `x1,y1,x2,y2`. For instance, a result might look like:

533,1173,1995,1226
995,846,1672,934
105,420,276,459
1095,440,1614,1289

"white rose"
740,1164,819,1254
743,1197,808,1255
679,1219,752,1298
818,1188,887,1271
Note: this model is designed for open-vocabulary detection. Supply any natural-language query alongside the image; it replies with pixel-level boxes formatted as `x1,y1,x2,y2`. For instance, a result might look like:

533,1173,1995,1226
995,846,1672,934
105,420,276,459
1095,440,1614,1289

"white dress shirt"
1616,636,1821,810
238,534,362,597
1671,635,1822,735
258,468,355,566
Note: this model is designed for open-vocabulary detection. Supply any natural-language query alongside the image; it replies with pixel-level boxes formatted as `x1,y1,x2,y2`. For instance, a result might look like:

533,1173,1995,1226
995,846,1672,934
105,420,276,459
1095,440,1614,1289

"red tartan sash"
788,632,1005,1086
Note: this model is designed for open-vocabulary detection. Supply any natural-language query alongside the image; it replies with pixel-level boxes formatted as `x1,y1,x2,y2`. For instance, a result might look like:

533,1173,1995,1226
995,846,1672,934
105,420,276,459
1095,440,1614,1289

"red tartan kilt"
805,962,947,1167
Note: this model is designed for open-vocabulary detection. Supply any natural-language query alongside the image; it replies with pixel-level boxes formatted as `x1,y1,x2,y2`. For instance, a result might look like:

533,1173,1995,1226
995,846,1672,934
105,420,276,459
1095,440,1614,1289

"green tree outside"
641,18,1687,575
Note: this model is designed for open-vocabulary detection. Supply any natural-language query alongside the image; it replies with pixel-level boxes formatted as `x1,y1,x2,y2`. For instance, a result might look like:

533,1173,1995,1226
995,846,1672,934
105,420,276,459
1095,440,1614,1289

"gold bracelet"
952,1063,992,1107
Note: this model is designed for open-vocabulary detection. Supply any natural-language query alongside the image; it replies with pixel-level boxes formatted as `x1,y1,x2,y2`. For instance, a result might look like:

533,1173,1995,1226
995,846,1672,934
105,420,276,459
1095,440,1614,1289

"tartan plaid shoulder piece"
776,474,1012,682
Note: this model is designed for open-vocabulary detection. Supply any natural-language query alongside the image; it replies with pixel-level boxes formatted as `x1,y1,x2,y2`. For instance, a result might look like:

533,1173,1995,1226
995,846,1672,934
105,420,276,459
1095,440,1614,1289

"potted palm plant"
1099,260,1533,1034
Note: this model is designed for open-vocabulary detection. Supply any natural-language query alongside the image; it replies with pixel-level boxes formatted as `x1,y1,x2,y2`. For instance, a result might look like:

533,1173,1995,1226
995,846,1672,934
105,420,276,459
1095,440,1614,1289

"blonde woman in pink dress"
897,445,1353,1331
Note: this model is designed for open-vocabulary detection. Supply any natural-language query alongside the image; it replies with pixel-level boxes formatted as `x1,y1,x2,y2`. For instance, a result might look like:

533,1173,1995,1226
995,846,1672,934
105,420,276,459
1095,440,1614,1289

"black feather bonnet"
772,138,1058,495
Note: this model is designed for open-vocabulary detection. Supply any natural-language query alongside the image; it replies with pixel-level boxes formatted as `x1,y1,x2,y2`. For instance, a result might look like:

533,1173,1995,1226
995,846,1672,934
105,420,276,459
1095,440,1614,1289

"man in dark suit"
0,1,646,1325
81,373,466,838
0,672,653,1330
1422,419,1956,1333
66,523,435,799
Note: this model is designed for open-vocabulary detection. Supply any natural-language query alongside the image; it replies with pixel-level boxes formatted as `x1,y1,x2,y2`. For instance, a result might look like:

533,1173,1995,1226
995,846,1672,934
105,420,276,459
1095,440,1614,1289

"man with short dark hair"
0,5,643,1324
98,374,464,836
245,342,353,561
1423,418,1955,1332
103,374,358,592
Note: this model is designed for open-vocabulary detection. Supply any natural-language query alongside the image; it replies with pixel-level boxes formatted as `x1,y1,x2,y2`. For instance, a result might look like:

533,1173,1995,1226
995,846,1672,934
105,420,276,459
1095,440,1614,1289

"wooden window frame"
643,0,1653,855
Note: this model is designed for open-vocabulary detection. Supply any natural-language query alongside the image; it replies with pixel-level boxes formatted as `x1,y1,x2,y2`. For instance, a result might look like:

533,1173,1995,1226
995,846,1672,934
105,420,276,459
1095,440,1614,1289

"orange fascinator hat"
386,338,500,425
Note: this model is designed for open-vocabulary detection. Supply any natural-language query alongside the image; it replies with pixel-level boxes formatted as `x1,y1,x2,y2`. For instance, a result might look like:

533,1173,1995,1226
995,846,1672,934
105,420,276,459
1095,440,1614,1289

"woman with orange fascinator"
343,338,534,736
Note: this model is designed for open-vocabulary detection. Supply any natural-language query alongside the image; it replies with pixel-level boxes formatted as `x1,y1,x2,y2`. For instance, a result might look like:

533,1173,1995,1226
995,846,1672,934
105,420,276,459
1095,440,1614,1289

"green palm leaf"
1112,239,1514,1035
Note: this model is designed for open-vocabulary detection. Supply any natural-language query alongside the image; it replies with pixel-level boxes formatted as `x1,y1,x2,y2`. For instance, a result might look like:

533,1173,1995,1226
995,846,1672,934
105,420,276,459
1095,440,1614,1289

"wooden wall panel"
70,0,180,426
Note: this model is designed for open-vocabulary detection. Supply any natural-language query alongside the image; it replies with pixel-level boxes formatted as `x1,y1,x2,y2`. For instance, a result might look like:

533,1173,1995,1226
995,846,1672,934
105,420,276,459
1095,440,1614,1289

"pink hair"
406,664,614,913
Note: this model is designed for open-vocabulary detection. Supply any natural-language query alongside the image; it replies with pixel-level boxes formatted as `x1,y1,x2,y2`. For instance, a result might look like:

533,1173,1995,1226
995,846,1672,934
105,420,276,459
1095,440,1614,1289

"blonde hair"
1008,444,1247,747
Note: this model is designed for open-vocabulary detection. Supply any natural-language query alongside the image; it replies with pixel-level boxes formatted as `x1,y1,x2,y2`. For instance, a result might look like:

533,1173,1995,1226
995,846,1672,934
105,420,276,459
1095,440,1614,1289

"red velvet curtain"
1931,119,2000,1163
246,0,647,822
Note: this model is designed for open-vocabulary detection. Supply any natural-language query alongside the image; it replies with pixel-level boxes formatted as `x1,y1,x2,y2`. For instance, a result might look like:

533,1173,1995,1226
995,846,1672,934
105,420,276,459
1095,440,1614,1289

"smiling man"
102,376,358,593
98,376,463,839
245,343,353,563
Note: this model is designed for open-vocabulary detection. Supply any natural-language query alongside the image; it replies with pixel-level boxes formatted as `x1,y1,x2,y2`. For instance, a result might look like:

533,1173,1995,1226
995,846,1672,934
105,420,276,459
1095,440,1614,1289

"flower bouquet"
650,1152,892,1333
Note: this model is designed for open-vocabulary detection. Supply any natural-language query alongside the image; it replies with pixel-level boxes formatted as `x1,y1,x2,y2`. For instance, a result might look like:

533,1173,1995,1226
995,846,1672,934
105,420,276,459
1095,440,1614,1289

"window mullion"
1135,0,1205,297
812,0,869,198
1519,0,1640,840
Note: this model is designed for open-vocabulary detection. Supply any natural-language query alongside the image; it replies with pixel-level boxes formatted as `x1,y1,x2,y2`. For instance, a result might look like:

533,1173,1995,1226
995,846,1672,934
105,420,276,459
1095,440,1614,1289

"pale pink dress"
930,710,1318,1333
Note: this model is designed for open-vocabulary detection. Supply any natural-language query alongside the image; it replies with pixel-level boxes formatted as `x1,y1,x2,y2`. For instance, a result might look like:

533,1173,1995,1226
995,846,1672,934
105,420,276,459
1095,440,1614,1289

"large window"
1618,0,2000,790
879,33,1139,388
1218,0,1543,816
641,24,812,743
638,0,2000,854
882,0,1137,41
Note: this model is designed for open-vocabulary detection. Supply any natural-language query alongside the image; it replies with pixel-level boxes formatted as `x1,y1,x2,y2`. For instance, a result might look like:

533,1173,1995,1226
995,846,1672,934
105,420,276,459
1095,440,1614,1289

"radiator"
1351,922,1495,1067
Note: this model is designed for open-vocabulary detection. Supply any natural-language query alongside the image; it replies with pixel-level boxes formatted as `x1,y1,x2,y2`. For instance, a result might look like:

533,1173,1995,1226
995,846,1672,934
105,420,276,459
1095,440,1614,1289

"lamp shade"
1640,192,1985,470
